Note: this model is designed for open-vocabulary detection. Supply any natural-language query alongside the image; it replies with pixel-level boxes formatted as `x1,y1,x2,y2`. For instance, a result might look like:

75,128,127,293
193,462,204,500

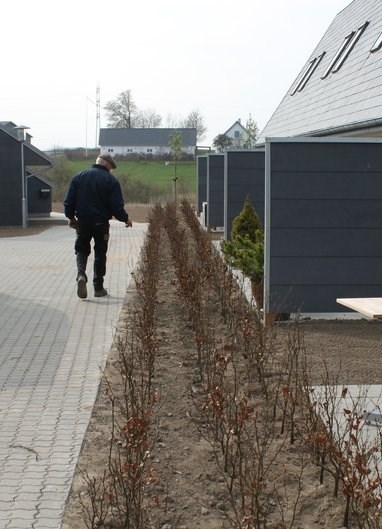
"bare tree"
165,113,181,128
181,109,207,143
104,89,138,128
104,91,162,128
136,109,162,128
104,91,206,139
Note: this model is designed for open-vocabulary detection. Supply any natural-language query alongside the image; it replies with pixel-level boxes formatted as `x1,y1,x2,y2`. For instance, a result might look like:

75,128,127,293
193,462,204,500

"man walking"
64,154,132,299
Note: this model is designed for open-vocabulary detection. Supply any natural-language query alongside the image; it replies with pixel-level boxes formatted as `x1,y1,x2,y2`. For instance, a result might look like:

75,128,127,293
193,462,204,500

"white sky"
1,0,351,150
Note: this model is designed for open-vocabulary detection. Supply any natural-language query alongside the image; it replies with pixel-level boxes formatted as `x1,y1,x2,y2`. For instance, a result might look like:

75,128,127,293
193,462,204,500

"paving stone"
0,221,147,529
7,508,37,520
0,493,16,502
0,500,15,509
33,519,62,529
6,522,34,529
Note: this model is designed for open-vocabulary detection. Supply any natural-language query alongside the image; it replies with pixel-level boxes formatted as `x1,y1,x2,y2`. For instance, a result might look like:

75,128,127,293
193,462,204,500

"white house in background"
98,128,197,157
224,120,249,148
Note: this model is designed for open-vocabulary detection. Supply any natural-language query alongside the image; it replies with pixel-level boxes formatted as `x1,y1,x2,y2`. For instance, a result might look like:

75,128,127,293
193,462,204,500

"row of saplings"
79,199,382,529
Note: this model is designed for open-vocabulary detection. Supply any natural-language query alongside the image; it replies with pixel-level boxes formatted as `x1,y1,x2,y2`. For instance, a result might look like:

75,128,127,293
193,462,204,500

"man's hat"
98,154,117,169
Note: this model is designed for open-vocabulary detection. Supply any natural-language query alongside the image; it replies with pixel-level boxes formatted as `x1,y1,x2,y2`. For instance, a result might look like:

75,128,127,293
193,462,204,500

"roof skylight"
371,32,382,53
321,21,369,79
290,52,325,95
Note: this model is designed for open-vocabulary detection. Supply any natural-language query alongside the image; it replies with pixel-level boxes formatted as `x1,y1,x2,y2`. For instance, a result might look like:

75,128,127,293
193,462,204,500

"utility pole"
86,84,101,155
96,84,100,148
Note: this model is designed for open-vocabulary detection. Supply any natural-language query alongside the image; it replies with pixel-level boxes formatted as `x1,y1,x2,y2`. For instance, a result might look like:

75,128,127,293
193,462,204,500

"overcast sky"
2,0,351,150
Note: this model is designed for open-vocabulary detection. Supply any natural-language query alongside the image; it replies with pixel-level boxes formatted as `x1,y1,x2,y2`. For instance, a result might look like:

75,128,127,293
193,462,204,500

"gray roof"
257,0,382,144
0,122,53,166
26,171,53,187
99,127,197,147
0,121,18,137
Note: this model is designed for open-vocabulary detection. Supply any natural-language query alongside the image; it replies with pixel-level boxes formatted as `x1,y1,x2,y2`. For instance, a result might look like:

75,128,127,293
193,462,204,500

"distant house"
257,0,382,145
98,128,197,158
224,120,249,149
0,121,53,226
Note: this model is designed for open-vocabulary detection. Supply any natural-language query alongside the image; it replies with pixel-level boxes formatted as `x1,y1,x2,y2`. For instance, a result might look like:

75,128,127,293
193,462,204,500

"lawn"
49,157,197,204
66,159,196,188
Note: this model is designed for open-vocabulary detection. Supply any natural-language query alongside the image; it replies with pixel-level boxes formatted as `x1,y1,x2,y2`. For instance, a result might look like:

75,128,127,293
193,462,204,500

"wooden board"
336,298,382,319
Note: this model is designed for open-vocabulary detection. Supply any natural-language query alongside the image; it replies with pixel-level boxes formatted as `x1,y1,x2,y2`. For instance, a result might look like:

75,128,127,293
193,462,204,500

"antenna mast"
95,84,100,148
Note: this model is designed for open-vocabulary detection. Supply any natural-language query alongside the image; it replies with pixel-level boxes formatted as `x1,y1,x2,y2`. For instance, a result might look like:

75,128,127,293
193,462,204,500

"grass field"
49,157,197,204
66,159,196,187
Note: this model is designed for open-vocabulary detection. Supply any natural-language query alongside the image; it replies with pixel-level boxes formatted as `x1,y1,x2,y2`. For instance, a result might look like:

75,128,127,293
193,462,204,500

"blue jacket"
64,164,129,223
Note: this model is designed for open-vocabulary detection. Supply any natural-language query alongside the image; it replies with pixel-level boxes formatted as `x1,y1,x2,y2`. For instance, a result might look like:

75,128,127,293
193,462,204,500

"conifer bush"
222,197,264,307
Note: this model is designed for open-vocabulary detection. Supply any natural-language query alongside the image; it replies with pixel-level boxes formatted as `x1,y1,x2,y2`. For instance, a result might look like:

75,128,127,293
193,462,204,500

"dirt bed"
58,203,382,529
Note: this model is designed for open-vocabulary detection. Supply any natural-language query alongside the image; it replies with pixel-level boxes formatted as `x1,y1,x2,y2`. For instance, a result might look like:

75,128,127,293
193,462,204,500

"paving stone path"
0,220,147,529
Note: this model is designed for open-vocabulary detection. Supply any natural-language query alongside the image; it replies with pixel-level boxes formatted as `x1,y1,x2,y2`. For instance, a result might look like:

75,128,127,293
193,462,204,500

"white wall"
100,145,195,156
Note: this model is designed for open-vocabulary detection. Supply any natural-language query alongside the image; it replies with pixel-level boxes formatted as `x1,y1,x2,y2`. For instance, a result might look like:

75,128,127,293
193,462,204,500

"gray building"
250,0,382,315
0,122,53,227
224,150,265,240
27,173,53,217
206,154,225,229
264,137,382,314
196,155,207,214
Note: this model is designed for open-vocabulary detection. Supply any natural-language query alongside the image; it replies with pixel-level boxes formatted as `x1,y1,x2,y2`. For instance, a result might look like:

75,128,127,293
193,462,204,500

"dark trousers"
74,219,110,289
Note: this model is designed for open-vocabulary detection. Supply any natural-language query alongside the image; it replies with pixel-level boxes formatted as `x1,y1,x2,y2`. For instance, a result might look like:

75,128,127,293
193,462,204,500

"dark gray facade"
27,174,53,216
0,123,53,226
196,156,207,214
0,131,22,225
264,137,382,314
206,154,225,229
224,150,265,240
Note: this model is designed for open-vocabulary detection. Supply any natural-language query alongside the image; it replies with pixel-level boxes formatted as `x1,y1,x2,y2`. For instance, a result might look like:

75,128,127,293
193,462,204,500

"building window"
371,32,382,53
290,52,325,95
107,148,114,153
321,21,369,79
147,148,153,153
322,31,354,78
234,130,240,138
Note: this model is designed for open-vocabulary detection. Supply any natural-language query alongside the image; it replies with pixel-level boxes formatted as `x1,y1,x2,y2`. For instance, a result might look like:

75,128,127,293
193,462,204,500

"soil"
0,203,152,238
4,204,382,528
60,206,382,529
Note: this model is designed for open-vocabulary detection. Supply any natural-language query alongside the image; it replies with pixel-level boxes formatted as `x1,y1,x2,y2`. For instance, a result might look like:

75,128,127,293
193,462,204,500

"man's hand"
68,218,78,229
125,219,133,228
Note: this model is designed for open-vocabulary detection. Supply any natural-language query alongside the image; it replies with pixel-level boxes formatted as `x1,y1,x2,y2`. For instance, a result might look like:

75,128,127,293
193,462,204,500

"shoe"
77,274,88,299
94,287,108,297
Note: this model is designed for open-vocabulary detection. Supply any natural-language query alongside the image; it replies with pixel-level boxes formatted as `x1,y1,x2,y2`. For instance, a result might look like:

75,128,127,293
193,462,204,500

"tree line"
104,89,207,143
105,89,259,149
